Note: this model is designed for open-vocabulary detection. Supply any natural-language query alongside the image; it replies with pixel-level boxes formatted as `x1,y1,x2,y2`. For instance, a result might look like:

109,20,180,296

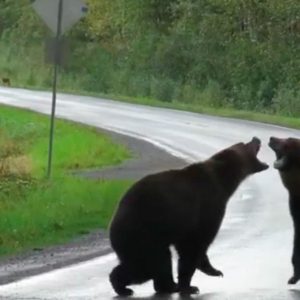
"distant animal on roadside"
269,136,300,285
109,137,269,296
2,78,11,86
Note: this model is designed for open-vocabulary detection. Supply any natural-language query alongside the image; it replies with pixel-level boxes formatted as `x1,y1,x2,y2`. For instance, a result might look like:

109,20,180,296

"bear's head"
269,137,300,171
213,137,269,175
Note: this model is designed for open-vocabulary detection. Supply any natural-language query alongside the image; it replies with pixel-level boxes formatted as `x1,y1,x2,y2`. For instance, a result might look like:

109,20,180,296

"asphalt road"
0,87,300,300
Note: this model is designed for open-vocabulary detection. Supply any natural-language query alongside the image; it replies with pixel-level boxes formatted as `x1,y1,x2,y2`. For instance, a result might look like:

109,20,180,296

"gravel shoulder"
0,129,187,285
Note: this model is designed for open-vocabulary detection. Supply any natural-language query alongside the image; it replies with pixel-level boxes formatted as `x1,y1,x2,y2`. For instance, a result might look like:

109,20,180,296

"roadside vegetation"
0,0,300,256
0,105,131,256
0,1,299,119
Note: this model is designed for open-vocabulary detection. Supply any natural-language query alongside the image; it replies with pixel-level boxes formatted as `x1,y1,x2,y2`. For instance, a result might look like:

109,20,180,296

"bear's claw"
213,270,224,277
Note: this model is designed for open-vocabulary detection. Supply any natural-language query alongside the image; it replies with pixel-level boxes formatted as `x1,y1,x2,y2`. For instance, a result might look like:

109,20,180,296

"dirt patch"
5,155,32,176
0,129,187,285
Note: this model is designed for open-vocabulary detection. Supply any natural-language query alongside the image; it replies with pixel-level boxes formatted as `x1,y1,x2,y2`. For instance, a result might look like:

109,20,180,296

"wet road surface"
0,87,300,299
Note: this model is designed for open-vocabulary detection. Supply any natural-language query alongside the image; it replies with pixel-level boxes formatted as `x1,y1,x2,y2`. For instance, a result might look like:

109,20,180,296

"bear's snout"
269,137,283,152
251,136,261,145
251,137,261,154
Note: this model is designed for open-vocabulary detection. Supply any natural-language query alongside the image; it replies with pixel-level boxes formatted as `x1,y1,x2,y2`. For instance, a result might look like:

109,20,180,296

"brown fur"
269,137,300,285
109,137,268,296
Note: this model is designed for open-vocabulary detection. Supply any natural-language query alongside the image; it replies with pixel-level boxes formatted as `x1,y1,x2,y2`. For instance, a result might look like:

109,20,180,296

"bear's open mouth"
268,138,288,170
248,138,268,171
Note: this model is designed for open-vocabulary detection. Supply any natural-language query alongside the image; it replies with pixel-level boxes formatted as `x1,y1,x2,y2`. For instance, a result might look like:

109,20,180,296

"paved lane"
0,87,299,299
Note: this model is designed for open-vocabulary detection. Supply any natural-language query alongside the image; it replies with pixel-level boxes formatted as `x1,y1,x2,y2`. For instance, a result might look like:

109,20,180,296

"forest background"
0,0,299,116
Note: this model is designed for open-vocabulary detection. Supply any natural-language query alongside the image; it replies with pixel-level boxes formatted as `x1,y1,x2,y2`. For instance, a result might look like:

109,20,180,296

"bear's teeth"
274,156,287,169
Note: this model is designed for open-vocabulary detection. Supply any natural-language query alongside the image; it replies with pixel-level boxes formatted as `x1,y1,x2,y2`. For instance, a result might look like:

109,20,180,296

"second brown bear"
269,136,300,285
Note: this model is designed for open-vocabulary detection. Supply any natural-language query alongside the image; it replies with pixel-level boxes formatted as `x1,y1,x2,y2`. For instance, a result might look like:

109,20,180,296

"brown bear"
269,136,300,284
109,137,268,296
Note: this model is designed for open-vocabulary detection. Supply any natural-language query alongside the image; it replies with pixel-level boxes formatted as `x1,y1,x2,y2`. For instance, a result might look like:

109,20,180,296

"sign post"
32,0,88,178
47,0,63,178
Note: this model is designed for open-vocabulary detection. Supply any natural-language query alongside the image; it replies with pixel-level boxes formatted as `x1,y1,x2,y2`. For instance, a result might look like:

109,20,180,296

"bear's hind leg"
109,264,134,296
176,243,199,295
288,227,300,284
289,234,300,284
152,248,177,294
288,198,300,285
110,262,153,296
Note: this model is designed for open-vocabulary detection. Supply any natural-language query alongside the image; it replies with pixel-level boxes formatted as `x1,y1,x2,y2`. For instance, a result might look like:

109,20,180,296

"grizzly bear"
109,137,268,296
269,136,300,284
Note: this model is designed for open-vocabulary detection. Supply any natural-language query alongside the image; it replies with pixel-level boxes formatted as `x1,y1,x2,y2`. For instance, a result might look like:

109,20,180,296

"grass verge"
0,105,131,256
0,177,130,256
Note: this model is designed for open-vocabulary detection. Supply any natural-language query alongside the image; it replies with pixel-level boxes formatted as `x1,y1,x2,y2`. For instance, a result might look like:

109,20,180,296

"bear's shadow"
115,289,300,300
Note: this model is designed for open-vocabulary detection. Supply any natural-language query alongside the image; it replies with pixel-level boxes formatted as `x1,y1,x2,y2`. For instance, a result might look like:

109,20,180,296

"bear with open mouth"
109,137,268,296
269,136,300,284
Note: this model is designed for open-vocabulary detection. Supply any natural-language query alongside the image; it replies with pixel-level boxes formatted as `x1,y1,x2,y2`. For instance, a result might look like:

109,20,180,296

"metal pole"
47,0,63,178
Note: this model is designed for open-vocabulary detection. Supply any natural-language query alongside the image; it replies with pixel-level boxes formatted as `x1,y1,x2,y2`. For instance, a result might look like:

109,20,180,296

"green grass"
0,105,131,256
0,177,130,256
0,105,130,177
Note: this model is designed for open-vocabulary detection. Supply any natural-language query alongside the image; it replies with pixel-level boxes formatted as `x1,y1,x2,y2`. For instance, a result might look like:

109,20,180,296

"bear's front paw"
179,285,199,295
211,269,224,277
288,275,300,285
199,265,224,277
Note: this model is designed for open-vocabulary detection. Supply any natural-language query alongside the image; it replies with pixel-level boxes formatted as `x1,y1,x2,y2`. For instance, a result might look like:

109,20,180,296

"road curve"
0,87,299,299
